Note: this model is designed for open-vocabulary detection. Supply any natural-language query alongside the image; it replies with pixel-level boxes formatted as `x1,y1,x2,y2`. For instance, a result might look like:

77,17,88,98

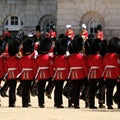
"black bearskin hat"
69,36,84,53
38,37,52,54
36,25,41,31
100,39,109,56
55,38,68,55
0,40,6,55
97,24,102,31
108,37,120,53
22,38,34,55
8,39,20,56
84,38,93,55
91,38,101,54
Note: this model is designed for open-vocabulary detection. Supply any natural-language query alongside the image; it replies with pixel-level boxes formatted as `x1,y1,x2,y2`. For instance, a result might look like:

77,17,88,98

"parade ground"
1,87,120,120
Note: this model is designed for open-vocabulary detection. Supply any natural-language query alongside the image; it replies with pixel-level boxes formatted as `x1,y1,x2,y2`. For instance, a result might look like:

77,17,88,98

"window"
11,16,18,25
44,20,55,32
7,0,17,4
88,18,102,35
3,15,23,31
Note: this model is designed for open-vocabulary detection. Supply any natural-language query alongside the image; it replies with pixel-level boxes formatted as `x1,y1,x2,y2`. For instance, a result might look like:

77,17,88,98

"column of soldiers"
0,24,120,109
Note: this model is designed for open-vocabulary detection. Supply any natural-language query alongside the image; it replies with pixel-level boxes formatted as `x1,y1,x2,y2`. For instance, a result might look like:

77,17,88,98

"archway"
80,11,105,35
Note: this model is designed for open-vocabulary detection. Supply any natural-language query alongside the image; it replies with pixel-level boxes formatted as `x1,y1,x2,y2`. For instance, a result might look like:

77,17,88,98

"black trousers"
71,79,85,107
38,80,47,106
89,79,99,107
21,80,32,107
54,80,64,107
106,79,117,107
45,79,55,94
7,79,17,105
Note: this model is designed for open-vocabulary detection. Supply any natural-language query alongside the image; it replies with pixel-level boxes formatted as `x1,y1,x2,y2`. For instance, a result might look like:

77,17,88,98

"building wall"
0,0,57,34
0,0,120,39
57,0,120,39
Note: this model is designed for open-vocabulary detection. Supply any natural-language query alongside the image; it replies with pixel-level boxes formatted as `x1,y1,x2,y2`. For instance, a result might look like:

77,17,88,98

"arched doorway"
80,11,105,36
38,15,56,34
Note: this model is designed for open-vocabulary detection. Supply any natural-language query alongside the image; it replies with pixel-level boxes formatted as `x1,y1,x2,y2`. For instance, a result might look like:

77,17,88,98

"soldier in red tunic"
18,38,36,107
87,38,103,109
68,36,88,109
35,37,53,108
96,24,104,41
0,40,6,105
110,37,120,108
53,38,69,108
80,24,88,42
65,25,74,41
4,38,21,107
102,37,119,109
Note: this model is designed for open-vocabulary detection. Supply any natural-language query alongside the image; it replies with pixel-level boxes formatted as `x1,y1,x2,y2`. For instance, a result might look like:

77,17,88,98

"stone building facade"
0,0,120,39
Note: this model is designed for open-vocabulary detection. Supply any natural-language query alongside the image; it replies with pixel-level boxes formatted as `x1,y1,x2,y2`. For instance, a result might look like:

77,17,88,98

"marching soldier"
53,38,69,108
18,38,36,107
0,40,6,105
4,38,21,107
102,37,119,109
87,38,103,109
35,37,53,108
68,36,88,109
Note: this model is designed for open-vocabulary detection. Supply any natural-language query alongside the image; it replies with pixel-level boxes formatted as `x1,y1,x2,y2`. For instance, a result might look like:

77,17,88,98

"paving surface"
0,82,120,120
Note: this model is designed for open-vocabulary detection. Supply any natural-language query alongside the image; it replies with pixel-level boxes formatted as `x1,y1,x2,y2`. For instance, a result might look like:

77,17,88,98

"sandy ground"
1,83,120,120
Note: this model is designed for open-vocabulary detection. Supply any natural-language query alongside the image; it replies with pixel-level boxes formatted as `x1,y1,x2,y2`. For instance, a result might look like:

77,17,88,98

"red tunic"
66,29,74,40
96,31,103,41
53,55,69,80
2,31,11,37
117,55,120,78
67,53,88,80
81,30,88,41
18,55,36,80
87,54,103,79
103,53,119,79
4,56,20,80
0,56,5,79
35,54,53,80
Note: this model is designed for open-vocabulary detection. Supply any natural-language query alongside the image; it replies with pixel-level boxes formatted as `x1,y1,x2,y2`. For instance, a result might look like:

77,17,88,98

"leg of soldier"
8,79,17,107
38,80,46,108
21,80,32,107
89,79,98,109
1,81,9,97
106,79,116,109
54,80,64,108
45,79,54,99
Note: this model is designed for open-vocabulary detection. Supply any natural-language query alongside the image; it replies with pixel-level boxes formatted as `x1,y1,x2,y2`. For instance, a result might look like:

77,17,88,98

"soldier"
96,24,104,41
65,25,74,41
111,37,120,108
4,38,21,107
0,40,6,105
87,38,103,109
18,38,36,107
80,24,88,42
102,37,119,109
35,37,53,108
53,38,69,108
68,36,88,109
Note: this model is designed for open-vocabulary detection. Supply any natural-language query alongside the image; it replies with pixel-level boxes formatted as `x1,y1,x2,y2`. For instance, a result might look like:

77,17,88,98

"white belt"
35,67,49,79
68,67,84,79
88,66,100,79
4,68,17,79
53,68,66,80
17,68,33,78
102,65,116,77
